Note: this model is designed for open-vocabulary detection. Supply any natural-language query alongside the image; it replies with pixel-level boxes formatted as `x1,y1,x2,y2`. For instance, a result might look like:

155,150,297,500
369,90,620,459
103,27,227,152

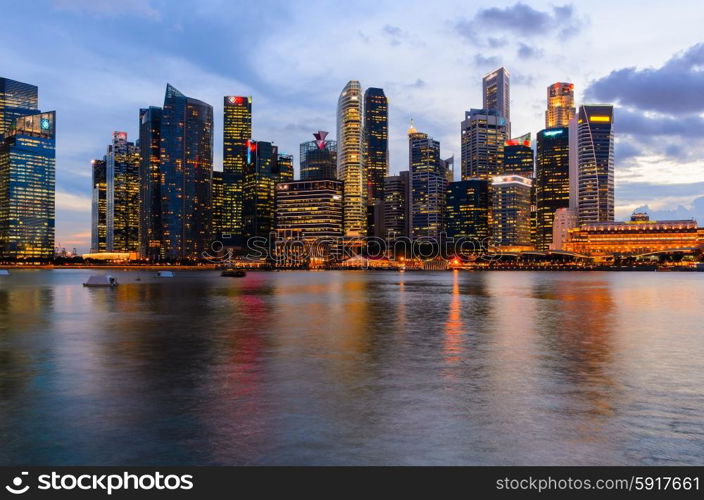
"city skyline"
2,0,704,251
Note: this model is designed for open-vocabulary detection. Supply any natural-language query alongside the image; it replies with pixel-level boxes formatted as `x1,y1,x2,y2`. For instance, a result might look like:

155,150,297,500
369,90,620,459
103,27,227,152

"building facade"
577,105,614,225
160,84,214,261
483,67,511,136
300,131,337,180
535,127,570,250
491,175,532,248
383,171,410,238
460,108,507,180
408,124,445,239
0,78,38,142
503,133,534,178
106,131,140,252
91,158,107,253
446,179,490,241
275,179,344,240
222,95,252,245
337,81,366,236
138,106,163,260
546,82,576,128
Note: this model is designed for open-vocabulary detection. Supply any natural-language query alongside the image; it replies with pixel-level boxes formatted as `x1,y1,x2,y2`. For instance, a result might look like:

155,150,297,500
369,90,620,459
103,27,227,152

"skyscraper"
383,171,410,238
106,132,140,252
482,67,510,136
535,127,570,250
138,106,163,260
212,170,224,239
408,122,445,239
300,131,337,180
446,179,490,240
222,95,252,245
0,78,38,142
336,80,366,236
460,108,507,180
275,179,344,240
503,133,534,179
91,158,107,253
160,84,213,261
363,87,388,202
546,82,576,128
491,175,532,248
577,105,614,224
0,110,55,260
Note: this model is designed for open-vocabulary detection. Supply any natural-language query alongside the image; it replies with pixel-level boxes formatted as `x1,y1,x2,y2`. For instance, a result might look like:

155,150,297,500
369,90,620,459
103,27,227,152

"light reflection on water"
0,269,702,465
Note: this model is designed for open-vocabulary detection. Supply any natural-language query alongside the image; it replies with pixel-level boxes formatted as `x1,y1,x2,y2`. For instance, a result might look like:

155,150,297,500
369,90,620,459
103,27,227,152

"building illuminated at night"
383,171,410,237
0,110,55,260
545,82,576,128
363,87,388,236
446,179,489,241
336,80,366,236
91,158,107,253
577,105,614,225
460,108,507,180
160,84,213,261
0,78,39,143
105,131,140,252
564,214,703,258
275,179,343,240
212,170,224,239
138,106,163,260
222,95,252,246
408,122,446,239
491,175,532,248
503,133,534,178
300,131,337,181
483,67,511,136
535,127,570,250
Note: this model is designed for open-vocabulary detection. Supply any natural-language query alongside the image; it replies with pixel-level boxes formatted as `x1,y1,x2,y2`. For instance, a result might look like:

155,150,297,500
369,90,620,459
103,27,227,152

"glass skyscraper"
106,131,140,252
482,67,510,137
503,133,534,179
91,158,107,253
535,127,570,250
577,105,614,225
383,171,410,238
0,78,38,142
446,179,490,241
460,108,507,180
546,82,576,128
300,131,337,181
408,123,445,239
0,110,55,260
160,84,213,261
138,106,163,260
363,87,388,236
336,81,366,236
491,175,532,248
222,95,252,245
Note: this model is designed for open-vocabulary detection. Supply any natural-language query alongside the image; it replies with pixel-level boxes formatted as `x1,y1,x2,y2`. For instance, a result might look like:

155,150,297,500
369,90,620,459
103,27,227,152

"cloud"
517,43,543,59
474,54,501,68
455,3,583,43
615,107,704,138
56,191,91,212
585,43,704,115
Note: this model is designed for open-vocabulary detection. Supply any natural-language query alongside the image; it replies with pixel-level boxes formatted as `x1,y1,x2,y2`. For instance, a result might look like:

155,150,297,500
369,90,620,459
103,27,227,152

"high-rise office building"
138,106,163,260
491,175,532,248
160,84,213,260
91,158,107,253
0,110,55,260
212,170,224,239
503,133,534,178
383,171,410,238
408,122,445,239
105,132,140,252
336,80,366,236
535,127,570,250
460,108,507,180
577,105,614,224
243,140,290,239
546,82,576,128
222,95,252,245
300,131,337,180
275,179,344,240
364,87,388,238
482,67,510,136
0,78,38,142
446,179,490,240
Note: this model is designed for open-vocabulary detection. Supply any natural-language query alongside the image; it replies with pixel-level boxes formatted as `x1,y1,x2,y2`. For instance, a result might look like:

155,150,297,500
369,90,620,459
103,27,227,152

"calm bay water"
0,269,702,465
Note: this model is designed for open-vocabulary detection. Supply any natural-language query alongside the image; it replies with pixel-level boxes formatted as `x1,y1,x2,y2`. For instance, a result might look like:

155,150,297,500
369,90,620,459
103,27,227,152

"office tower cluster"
0,77,56,261
82,66,614,262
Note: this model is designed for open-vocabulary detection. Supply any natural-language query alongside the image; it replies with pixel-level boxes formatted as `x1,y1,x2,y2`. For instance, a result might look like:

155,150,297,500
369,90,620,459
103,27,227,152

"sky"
1,0,703,252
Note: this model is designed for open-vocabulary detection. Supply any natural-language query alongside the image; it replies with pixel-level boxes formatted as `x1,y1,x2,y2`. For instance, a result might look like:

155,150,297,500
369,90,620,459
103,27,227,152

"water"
0,269,702,465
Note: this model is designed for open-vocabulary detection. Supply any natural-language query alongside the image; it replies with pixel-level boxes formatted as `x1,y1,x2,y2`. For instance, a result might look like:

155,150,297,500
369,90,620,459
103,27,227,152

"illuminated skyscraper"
91,158,107,252
446,179,490,240
138,106,163,260
546,82,576,128
106,132,140,252
364,87,388,237
336,80,366,236
212,170,224,239
383,171,410,237
482,67,510,136
577,105,614,224
491,175,532,248
300,131,337,180
535,127,570,250
503,133,534,178
460,108,507,180
275,179,344,240
0,78,38,142
408,122,445,239
277,153,294,183
0,110,55,260
160,84,213,261
222,95,252,245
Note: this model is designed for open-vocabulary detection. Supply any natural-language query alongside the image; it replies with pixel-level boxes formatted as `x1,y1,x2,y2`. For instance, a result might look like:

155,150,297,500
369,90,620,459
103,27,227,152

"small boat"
83,275,118,287
156,271,174,278
0,269,9,276
221,268,246,277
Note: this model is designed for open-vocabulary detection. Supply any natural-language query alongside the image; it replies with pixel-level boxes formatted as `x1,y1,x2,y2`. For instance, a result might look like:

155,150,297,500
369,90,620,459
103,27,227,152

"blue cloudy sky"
2,0,703,251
